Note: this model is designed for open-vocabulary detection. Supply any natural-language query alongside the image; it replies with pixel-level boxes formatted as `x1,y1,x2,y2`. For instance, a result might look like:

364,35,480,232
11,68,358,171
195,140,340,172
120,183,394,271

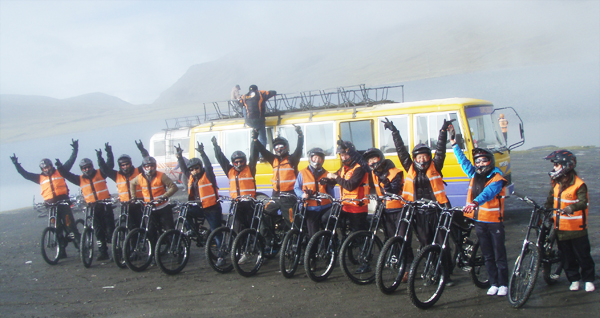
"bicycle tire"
205,226,236,274
279,229,303,278
80,228,95,268
469,242,490,289
542,229,562,286
508,242,540,308
408,245,447,309
123,228,153,272
375,236,409,294
111,226,128,269
231,228,264,277
304,230,337,282
156,229,190,275
339,230,382,285
40,227,60,265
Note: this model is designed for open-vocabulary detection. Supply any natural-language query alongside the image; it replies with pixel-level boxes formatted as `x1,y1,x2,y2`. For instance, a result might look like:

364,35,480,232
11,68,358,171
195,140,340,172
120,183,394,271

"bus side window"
305,122,335,157
378,116,409,155
415,112,465,151
340,120,374,152
223,129,251,163
153,140,166,157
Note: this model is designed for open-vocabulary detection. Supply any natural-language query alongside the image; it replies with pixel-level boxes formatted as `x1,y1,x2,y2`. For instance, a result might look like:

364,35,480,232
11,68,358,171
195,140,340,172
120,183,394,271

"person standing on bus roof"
58,156,115,262
97,140,149,230
254,126,303,240
10,139,81,259
543,150,595,292
212,135,258,235
498,114,508,142
239,85,276,146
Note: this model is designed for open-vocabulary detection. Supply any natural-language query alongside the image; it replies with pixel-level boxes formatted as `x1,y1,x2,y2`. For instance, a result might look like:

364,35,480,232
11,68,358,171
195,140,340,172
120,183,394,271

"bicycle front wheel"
408,245,447,310
123,228,153,272
40,227,61,265
508,242,541,308
469,242,490,289
339,230,382,285
279,229,303,278
375,236,409,294
205,226,236,274
231,228,264,277
156,229,190,275
80,228,95,268
111,226,128,269
304,230,337,282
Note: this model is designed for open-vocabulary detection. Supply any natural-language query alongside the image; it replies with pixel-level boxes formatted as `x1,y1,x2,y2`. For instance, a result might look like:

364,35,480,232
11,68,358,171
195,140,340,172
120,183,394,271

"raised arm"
197,142,217,185
135,139,150,158
383,118,412,171
56,159,81,186
253,136,275,165
432,119,452,172
10,154,40,183
61,139,79,172
212,136,233,173
289,125,304,168
175,144,190,182
97,148,118,181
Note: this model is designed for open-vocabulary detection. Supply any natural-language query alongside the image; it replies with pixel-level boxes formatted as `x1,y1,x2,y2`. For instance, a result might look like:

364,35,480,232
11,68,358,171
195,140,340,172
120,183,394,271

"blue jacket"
453,144,503,206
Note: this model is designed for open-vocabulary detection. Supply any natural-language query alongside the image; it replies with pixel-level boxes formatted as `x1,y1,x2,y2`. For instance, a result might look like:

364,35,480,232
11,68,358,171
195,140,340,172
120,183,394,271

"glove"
440,119,456,132
10,153,19,165
251,129,259,140
104,142,112,154
211,136,218,146
383,117,398,133
304,188,314,197
174,144,183,157
135,139,144,151
71,139,79,151
563,205,574,215
463,201,479,214
55,158,63,168
294,125,303,136
95,148,103,159
156,195,167,203
318,178,329,185
196,142,204,154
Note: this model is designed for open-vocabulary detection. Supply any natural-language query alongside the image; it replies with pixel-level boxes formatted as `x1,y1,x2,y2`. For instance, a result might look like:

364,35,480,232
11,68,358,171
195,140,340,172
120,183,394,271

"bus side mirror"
519,123,524,139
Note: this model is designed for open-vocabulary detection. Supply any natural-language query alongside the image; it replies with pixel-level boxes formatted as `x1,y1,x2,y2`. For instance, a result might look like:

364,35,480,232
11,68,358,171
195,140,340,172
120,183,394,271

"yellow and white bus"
184,96,524,207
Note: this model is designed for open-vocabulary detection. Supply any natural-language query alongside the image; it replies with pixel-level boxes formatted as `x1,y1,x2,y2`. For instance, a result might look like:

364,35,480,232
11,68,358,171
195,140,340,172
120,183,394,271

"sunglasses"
474,158,490,164
190,165,202,171
274,144,286,150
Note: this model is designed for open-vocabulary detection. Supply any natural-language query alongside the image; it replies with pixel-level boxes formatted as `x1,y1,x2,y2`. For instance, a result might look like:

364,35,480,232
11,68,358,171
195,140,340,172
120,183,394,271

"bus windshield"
465,106,507,151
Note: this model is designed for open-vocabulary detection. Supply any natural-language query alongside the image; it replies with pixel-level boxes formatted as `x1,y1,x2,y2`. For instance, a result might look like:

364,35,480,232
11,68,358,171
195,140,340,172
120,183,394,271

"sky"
2,0,595,105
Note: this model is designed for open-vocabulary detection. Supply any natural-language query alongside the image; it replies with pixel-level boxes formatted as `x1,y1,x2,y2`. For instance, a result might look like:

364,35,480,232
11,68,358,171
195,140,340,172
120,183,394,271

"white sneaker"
487,286,499,296
585,282,595,292
238,253,249,265
569,281,580,291
550,273,560,280
497,286,508,296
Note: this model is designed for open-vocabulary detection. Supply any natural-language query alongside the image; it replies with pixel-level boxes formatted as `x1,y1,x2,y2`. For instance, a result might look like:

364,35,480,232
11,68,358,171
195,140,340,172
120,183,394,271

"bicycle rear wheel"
375,236,409,294
408,245,447,309
231,228,264,277
280,229,303,278
111,226,128,269
156,229,190,275
508,242,540,308
205,226,236,273
40,227,61,265
339,230,382,285
80,228,95,268
304,230,337,282
542,229,562,285
123,228,153,272
469,242,490,289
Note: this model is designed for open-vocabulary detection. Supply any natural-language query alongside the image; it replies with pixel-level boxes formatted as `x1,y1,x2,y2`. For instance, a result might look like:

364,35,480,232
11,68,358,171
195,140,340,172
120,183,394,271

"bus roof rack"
164,84,404,130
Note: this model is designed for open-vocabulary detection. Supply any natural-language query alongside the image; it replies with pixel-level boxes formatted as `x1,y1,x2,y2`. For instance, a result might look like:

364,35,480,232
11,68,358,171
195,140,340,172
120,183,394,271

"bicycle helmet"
39,158,55,175
142,156,157,178
117,154,133,174
273,137,289,156
231,151,247,172
544,149,576,180
412,143,432,171
186,157,203,172
307,147,326,170
79,158,95,177
472,148,495,175
336,141,355,165
363,148,385,172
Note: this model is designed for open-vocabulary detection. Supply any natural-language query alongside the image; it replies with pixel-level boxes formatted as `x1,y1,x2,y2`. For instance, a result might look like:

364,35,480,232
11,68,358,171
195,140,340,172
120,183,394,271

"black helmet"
273,137,289,156
472,148,495,175
545,149,576,180
117,154,133,174
186,157,203,171
142,156,157,177
79,158,95,177
231,151,247,171
363,148,385,172
336,141,355,154
307,147,326,170
142,156,157,166
249,84,258,92
39,158,54,175
412,143,432,171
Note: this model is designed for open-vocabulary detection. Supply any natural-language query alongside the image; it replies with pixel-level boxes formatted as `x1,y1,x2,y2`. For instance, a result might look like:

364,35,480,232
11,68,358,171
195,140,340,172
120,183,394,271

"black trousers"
340,211,368,232
148,205,174,244
91,204,115,252
233,201,254,234
475,222,509,287
558,234,596,283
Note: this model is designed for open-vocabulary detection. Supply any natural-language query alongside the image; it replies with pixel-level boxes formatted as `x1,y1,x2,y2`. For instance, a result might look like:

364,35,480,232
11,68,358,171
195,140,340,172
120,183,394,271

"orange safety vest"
271,157,297,192
138,171,168,209
39,170,69,201
116,170,143,202
188,174,219,208
373,168,404,210
80,170,111,203
300,168,332,207
465,173,506,223
402,164,448,204
553,176,588,231
228,166,256,198
340,164,370,213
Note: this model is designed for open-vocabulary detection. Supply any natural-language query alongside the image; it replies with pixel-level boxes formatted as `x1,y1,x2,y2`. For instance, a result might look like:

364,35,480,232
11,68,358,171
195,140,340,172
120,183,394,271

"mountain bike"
279,196,309,278
338,194,385,285
155,200,210,275
39,200,79,265
111,201,140,268
508,196,563,308
123,199,165,272
80,199,114,268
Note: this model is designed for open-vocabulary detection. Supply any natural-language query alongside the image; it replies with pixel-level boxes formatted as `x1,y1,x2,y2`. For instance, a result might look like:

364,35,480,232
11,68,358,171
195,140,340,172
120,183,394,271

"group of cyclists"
10,116,595,301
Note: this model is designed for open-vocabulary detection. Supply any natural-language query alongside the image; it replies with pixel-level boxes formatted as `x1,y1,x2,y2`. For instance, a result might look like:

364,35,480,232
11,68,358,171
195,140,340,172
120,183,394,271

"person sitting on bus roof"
129,156,179,248
97,140,149,231
239,85,276,146
10,139,81,259
58,156,115,262
212,135,258,235
176,142,222,240
294,147,336,240
254,126,304,245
